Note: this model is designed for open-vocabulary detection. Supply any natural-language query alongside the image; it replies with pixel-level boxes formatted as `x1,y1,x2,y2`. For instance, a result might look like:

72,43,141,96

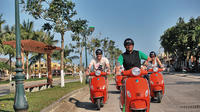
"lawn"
0,81,86,112
0,75,80,85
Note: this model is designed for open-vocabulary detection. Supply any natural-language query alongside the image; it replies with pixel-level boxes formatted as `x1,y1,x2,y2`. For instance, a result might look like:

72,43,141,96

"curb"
41,86,87,112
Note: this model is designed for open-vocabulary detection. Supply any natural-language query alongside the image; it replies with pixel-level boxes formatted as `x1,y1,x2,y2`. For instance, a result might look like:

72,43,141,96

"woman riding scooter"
148,51,165,103
148,51,164,68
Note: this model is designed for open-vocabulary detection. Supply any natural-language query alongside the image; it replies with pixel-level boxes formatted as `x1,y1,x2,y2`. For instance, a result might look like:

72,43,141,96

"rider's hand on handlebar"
86,70,89,75
106,71,111,75
162,67,166,71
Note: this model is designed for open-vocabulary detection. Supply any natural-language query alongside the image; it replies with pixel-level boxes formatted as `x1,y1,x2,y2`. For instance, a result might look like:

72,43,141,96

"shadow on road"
69,97,98,111
108,90,120,94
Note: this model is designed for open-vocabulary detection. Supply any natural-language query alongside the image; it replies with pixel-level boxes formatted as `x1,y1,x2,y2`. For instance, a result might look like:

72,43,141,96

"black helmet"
96,49,103,55
124,38,134,46
149,51,156,58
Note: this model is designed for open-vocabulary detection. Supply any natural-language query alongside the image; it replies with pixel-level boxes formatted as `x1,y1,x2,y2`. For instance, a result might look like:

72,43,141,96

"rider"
86,49,111,75
116,38,150,75
148,51,164,68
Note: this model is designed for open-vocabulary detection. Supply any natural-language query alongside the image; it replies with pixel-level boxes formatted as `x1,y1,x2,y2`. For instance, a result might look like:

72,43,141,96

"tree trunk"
60,32,65,87
9,54,12,81
47,53,52,86
26,52,29,79
21,51,24,70
80,47,84,71
93,47,95,58
39,54,41,78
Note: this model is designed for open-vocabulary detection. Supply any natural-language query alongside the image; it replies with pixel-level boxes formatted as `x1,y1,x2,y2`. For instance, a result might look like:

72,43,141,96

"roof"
3,40,61,54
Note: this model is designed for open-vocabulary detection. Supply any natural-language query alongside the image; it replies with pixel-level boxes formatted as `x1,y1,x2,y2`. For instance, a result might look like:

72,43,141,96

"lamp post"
13,0,29,111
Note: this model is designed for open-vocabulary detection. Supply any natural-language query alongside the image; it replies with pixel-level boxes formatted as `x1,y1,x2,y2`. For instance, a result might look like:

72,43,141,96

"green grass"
0,80,10,85
0,75,79,85
0,81,86,112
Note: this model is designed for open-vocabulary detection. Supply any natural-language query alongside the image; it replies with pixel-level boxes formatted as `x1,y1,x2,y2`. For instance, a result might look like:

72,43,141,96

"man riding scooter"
116,38,151,112
86,49,111,110
86,49,111,79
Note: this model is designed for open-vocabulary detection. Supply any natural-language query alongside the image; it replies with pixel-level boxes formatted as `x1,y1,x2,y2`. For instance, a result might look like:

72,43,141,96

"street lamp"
13,0,29,111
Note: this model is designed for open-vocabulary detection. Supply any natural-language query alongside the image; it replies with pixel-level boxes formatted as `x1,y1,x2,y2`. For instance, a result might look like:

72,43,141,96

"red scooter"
120,67,150,112
89,70,108,110
115,74,123,90
148,67,165,103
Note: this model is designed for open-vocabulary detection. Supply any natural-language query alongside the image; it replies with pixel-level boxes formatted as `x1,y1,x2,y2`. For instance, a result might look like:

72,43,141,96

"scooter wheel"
97,99,101,110
156,91,162,103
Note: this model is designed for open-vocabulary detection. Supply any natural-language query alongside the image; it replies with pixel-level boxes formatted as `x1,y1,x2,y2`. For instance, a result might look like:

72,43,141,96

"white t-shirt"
89,57,109,71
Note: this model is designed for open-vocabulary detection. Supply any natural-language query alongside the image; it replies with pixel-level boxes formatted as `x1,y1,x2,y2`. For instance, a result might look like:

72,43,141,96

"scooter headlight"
145,89,149,97
127,90,131,98
90,85,93,90
153,67,158,72
131,67,141,76
161,80,164,84
95,70,101,76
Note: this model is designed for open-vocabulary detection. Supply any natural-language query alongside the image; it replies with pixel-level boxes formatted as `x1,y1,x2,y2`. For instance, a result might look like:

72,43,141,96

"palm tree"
107,40,116,71
88,37,101,57
52,45,78,73
21,20,34,79
1,25,16,76
101,37,109,57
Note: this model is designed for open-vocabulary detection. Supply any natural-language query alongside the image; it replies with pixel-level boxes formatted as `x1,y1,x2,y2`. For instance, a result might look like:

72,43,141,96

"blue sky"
0,0,200,64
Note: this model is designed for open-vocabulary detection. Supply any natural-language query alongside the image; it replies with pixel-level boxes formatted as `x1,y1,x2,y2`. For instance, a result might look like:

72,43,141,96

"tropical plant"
1,25,16,72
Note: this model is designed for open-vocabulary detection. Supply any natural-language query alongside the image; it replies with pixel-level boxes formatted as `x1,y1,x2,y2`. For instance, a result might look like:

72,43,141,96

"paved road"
0,78,79,96
65,73,200,112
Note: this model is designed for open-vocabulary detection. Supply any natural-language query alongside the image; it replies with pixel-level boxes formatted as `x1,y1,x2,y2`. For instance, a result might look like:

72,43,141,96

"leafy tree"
88,37,101,57
52,45,78,72
101,37,109,57
1,25,16,72
0,14,5,33
160,16,200,71
23,0,82,87
71,20,94,71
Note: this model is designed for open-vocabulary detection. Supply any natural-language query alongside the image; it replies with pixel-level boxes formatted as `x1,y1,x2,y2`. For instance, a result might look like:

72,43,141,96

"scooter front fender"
93,92,104,98
130,100,147,111
154,86,162,92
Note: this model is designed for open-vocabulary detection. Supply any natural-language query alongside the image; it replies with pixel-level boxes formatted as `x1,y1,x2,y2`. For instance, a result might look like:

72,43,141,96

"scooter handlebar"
122,68,148,76
89,72,107,76
148,68,164,72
